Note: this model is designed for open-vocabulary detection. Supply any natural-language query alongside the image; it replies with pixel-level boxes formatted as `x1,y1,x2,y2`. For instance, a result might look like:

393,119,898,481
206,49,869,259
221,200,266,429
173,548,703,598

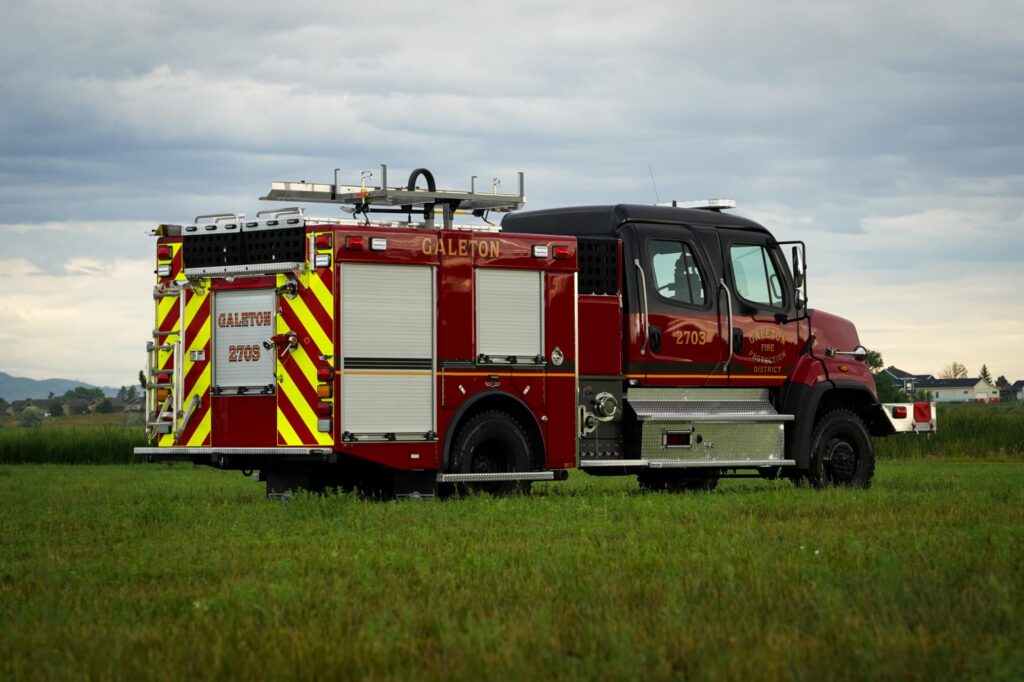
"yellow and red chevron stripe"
276,239,335,446
155,239,185,447
177,283,212,446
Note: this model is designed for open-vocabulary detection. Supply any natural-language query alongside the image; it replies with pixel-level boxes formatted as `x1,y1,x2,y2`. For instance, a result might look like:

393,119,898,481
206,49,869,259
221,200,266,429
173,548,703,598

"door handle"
650,326,662,353
719,280,734,373
732,329,744,355
634,259,651,355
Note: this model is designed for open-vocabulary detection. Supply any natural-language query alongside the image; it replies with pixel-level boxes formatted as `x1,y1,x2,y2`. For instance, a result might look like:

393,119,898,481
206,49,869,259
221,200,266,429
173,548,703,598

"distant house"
882,366,934,395
9,398,58,415
123,397,145,413
0,398,8,415
1012,380,1024,402
64,398,92,415
885,367,1000,403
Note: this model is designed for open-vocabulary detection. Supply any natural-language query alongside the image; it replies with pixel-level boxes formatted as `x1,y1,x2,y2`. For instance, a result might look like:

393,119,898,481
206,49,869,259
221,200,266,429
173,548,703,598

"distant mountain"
0,371,119,401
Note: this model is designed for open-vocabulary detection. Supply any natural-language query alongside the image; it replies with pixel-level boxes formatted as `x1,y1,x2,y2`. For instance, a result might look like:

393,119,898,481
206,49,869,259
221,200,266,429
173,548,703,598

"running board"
580,459,795,469
437,470,569,483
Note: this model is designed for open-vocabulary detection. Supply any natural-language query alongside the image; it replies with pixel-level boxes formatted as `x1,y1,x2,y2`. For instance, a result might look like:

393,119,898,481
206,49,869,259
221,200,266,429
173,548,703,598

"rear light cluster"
317,366,334,434
532,244,571,259
344,235,388,252
314,232,333,269
156,243,174,278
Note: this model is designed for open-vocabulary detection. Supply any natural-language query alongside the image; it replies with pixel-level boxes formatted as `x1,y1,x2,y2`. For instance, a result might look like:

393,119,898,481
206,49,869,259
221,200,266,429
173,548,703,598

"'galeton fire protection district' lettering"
422,237,501,258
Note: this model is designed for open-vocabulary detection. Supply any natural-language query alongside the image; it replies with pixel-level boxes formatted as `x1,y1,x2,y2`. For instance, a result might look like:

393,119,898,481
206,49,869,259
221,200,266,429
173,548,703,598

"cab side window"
730,244,785,309
647,240,706,306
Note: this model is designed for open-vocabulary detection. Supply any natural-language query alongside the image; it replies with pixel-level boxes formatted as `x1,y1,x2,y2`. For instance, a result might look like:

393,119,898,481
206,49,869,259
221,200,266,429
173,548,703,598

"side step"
580,459,795,469
626,388,793,467
437,470,569,483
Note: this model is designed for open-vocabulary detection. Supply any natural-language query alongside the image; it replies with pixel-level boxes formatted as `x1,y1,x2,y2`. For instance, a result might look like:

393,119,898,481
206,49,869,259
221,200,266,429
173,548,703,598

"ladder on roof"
261,165,525,229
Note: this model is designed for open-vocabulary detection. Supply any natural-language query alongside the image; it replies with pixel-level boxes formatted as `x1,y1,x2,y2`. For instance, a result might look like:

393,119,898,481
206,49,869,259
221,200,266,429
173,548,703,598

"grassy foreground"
1,461,1021,681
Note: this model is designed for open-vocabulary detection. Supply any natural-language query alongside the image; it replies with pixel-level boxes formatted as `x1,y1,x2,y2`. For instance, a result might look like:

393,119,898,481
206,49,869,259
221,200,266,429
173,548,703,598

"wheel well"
444,394,545,470
814,388,890,437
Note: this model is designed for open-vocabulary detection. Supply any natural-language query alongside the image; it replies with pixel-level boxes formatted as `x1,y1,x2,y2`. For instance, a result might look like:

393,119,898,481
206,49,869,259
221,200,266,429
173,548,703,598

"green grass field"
1,460,1021,681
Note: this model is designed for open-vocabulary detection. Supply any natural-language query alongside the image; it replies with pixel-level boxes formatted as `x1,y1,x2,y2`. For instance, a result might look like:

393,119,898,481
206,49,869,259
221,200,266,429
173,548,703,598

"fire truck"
136,166,931,498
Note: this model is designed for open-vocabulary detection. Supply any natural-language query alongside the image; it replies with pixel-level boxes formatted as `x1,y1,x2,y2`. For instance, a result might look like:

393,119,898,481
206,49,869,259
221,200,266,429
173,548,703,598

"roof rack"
261,165,525,229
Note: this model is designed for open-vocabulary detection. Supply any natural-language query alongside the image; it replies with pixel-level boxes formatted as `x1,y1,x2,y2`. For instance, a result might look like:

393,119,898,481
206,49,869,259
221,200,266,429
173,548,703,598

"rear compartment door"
341,263,435,439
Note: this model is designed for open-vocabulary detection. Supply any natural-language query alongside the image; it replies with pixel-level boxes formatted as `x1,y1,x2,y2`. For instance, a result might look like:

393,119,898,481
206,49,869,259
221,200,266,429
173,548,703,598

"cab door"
718,229,802,385
633,224,726,386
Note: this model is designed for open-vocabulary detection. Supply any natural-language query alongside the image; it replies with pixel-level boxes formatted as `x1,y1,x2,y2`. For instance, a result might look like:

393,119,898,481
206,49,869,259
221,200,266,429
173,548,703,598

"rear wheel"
808,409,875,488
449,410,535,496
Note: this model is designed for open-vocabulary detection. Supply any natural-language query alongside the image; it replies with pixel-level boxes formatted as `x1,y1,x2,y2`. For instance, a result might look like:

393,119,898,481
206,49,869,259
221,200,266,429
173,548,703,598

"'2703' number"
672,330,708,345
228,344,261,362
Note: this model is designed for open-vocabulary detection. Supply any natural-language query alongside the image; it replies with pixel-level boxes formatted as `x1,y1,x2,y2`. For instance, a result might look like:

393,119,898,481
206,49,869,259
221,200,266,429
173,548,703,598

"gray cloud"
1,0,1022,382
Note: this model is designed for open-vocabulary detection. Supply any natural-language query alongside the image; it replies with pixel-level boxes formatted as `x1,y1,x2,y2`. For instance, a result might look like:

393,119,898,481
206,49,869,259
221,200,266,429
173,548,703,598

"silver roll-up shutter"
212,289,276,391
476,268,543,359
341,263,434,436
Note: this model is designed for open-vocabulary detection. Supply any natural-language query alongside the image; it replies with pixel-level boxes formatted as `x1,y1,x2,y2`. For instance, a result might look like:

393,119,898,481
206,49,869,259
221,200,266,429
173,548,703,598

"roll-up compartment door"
212,289,276,393
476,268,543,361
341,263,434,436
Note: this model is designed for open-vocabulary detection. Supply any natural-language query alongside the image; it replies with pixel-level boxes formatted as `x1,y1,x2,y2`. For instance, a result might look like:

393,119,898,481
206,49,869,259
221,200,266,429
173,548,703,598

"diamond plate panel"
641,421,786,462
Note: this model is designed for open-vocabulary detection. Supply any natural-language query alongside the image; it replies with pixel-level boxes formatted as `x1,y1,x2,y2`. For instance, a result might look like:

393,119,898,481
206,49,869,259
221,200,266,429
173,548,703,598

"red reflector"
345,236,365,250
315,234,332,250
892,406,907,419
664,432,692,447
552,245,571,259
156,373,170,384
914,402,932,423
316,401,333,417
157,245,173,261
317,367,334,382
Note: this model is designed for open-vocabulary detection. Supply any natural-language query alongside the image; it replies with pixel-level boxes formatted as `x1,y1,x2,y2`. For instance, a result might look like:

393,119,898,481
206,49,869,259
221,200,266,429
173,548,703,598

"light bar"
658,199,737,210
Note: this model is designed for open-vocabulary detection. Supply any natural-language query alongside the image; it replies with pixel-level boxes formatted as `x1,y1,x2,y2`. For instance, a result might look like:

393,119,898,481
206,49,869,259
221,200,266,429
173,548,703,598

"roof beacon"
657,198,737,212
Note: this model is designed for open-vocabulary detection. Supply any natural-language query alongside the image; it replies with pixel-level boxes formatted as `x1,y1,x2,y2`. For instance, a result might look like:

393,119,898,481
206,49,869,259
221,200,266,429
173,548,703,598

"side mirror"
791,246,805,289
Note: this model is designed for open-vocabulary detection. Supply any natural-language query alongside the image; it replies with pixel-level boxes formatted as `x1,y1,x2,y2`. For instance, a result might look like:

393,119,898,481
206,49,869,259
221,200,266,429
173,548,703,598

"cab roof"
500,204,769,237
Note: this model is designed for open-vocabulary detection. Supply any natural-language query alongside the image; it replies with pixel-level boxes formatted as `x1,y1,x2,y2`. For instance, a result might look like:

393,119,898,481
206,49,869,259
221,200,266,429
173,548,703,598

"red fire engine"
136,166,929,498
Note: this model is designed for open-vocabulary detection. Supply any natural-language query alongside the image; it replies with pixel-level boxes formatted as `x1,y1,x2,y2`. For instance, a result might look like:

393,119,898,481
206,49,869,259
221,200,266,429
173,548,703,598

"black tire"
807,409,875,489
449,410,534,496
637,470,719,493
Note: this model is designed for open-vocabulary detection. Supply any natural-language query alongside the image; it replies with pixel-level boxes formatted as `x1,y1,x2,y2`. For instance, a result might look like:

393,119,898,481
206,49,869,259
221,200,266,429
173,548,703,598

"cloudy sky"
1,0,1022,387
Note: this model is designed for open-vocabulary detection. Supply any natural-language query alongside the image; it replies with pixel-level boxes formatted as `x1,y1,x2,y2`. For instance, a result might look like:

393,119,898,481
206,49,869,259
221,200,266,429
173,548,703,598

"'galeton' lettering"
422,237,501,258
217,311,273,328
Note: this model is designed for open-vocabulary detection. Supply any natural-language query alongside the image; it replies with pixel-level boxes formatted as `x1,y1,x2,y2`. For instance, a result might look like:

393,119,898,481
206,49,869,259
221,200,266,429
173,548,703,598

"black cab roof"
500,204,769,237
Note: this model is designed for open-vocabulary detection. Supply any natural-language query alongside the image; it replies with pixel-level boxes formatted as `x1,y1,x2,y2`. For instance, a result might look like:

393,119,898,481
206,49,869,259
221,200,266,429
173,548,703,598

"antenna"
648,163,660,203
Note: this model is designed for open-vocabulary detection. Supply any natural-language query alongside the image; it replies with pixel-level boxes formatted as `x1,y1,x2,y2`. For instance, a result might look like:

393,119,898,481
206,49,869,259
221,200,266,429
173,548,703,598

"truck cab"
503,203,892,490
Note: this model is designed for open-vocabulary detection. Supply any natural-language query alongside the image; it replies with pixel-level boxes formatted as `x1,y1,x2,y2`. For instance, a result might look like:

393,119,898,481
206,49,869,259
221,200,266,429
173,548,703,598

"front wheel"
807,409,875,489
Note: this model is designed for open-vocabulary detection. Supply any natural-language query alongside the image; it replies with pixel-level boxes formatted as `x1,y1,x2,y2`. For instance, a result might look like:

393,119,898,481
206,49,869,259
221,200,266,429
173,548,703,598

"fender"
782,379,881,469
440,390,544,470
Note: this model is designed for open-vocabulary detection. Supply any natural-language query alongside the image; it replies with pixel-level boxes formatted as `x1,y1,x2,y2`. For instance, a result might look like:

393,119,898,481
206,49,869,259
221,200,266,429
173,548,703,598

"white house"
884,367,1000,403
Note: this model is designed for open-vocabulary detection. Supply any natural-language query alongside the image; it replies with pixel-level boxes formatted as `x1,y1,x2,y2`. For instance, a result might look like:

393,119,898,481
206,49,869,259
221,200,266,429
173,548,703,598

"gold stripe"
628,373,788,380
442,371,575,378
